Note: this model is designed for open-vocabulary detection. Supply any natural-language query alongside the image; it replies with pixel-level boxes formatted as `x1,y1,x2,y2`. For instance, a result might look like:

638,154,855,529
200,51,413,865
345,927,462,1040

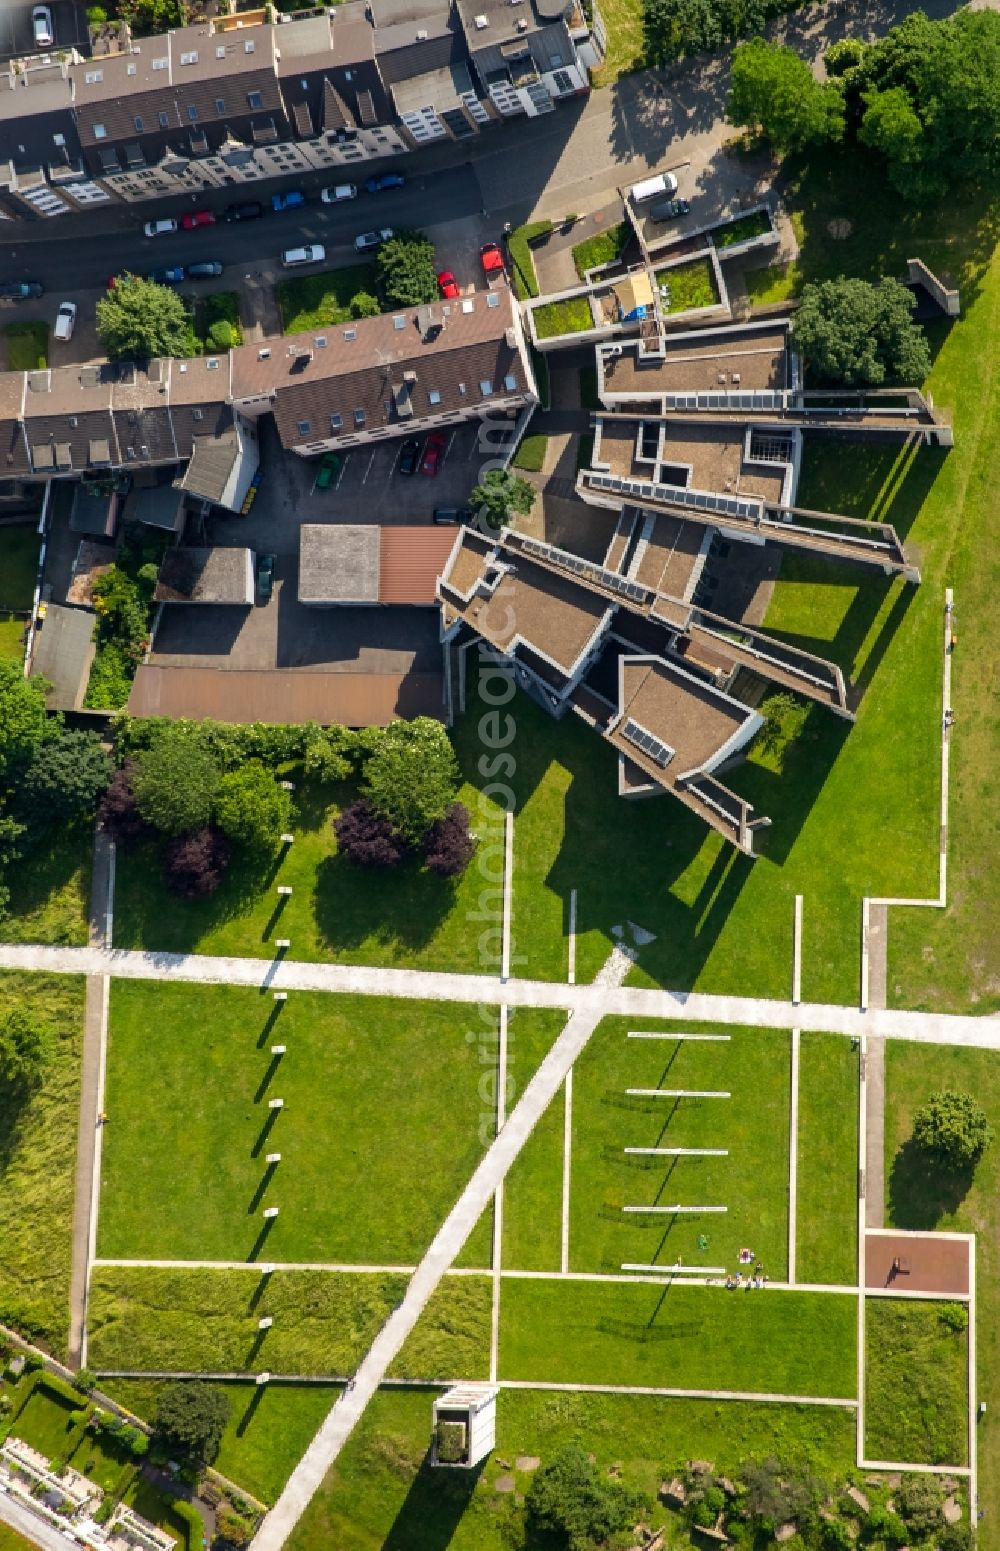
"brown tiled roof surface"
379,526,463,604
128,664,445,725
74,43,282,148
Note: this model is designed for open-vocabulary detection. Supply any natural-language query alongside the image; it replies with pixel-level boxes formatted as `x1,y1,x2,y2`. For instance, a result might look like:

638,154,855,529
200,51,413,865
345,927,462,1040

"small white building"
431,1384,498,1469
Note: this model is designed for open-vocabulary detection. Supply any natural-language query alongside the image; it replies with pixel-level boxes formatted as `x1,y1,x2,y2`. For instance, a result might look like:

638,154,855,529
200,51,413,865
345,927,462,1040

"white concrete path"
2,942,999,1047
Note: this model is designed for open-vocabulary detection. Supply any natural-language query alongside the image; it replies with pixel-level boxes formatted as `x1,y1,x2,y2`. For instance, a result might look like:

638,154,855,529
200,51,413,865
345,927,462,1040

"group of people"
725,1264,768,1290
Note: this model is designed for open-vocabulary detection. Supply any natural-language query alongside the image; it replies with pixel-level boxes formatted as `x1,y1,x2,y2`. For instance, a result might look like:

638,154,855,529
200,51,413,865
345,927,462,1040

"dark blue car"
272,190,306,212
148,266,185,284
365,172,406,194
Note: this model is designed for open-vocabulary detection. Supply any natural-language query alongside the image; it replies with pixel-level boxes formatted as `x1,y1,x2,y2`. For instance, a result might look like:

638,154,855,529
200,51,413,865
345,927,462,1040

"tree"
424,801,475,877
13,728,112,832
334,799,407,869
0,661,48,781
214,762,291,851
726,39,844,153
526,1446,643,1550
133,725,221,836
790,278,931,387
163,828,231,898
153,1382,230,1465
206,320,236,352
895,1475,943,1540
98,763,148,842
911,1090,993,1170
349,291,381,319
117,0,187,36
0,1007,50,1090
361,718,459,846
377,232,438,308
96,274,192,362
859,87,924,174
469,468,535,531
823,38,864,77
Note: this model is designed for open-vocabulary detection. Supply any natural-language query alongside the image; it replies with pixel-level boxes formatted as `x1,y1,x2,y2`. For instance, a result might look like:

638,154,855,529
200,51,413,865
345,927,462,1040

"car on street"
181,210,216,230
53,302,76,342
421,429,448,476
315,452,344,490
649,196,691,222
437,269,460,299
433,506,472,524
397,438,421,476
257,553,276,601
148,266,185,284
223,202,264,223
480,242,504,276
354,228,393,253
144,218,178,238
320,184,358,203
0,281,44,300
186,261,224,278
281,244,325,267
32,5,54,46
272,190,306,212
365,172,405,193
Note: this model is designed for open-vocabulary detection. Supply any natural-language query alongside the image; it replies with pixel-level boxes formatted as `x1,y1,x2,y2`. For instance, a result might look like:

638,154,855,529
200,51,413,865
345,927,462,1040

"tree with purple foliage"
424,802,475,878
162,827,231,898
97,763,148,842
334,799,407,869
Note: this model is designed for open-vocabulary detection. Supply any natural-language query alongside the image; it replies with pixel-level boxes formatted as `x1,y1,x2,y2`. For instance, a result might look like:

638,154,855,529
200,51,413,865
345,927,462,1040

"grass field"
288,1386,857,1551
568,1019,790,1277
533,296,594,340
277,264,378,332
0,523,40,610
501,1009,573,1272
592,0,643,85
0,973,85,1354
796,1033,858,1285
864,1299,969,1466
4,321,48,371
1,825,92,946
656,256,719,313
572,221,630,279
12,1383,81,1459
498,1279,857,1395
512,432,548,472
99,984,496,1264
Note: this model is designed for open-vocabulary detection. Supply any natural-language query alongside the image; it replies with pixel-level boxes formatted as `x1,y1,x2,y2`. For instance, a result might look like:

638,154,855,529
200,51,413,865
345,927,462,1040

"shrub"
435,1421,466,1464
0,1007,51,1090
862,1506,907,1547
362,717,459,846
302,728,355,782
134,724,221,836
99,763,148,842
891,1476,941,1539
12,728,112,836
162,828,231,899
349,291,381,319
73,1368,97,1395
424,802,475,877
214,761,292,851
526,1446,644,1549
334,799,406,869
377,231,438,308
206,320,236,352
508,220,552,300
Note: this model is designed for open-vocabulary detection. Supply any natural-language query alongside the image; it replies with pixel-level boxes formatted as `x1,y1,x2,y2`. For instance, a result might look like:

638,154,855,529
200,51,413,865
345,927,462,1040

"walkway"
0,1489,82,1551
1,941,999,1049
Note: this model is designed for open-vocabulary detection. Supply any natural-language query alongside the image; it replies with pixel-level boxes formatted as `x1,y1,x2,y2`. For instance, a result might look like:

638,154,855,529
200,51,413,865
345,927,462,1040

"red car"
480,242,504,275
181,209,216,230
437,269,459,299
421,430,448,476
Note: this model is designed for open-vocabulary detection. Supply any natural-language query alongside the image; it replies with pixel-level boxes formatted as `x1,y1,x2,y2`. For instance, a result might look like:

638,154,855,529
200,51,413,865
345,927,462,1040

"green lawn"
0,973,85,1354
656,256,719,313
592,0,643,85
0,614,27,662
0,524,40,610
572,221,630,279
712,210,773,249
501,1009,572,1272
4,321,48,371
499,1279,857,1396
277,265,378,332
288,1386,856,1551
796,1033,858,1285
11,1384,81,1458
0,1526,37,1551
568,1019,790,1278
533,296,595,340
111,776,507,973
865,1299,969,1466
512,432,547,472
99,984,496,1264
1,823,92,946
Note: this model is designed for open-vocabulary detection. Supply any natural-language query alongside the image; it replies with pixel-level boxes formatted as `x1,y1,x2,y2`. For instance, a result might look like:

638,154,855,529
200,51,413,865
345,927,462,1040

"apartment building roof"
593,415,788,505
611,654,754,785
600,322,790,399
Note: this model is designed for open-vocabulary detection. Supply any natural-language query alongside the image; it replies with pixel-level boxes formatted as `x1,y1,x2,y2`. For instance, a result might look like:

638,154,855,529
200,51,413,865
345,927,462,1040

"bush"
508,221,553,300
377,231,438,308
206,320,236,352
526,1446,644,1549
939,1302,969,1333
349,291,381,319
424,802,475,877
12,728,112,836
912,1090,993,1170
334,799,406,869
861,1506,907,1548
0,1007,51,1090
73,1368,97,1395
154,1381,230,1467
214,762,292,851
98,763,148,842
134,725,221,836
302,728,355,782
216,1506,254,1547
435,1420,467,1464
163,828,231,899
362,717,460,845
895,1475,942,1539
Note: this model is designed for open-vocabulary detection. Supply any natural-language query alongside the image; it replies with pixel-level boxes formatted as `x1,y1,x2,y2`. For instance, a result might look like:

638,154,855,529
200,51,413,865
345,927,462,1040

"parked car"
186,261,224,278
223,202,264,223
397,439,421,476
272,190,306,212
181,210,216,230
53,302,77,342
354,228,393,253
421,429,448,476
144,218,178,238
649,196,691,223
0,281,44,300
433,506,472,524
148,266,185,285
480,242,504,275
281,244,325,268
315,451,344,490
437,270,460,299
365,172,405,194
32,5,54,46
320,184,357,203
257,553,276,601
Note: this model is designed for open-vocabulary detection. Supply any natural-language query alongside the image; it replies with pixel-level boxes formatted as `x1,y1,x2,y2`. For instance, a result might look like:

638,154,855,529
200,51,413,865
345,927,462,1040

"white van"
281,244,326,268
630,171,679,205
53,301,77,342
320,184,357,203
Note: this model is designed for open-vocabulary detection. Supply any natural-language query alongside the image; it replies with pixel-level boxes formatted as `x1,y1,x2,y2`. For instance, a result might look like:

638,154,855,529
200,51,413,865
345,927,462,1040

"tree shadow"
312,850,455,957
887,1137,975,1229
383,1452,486,1551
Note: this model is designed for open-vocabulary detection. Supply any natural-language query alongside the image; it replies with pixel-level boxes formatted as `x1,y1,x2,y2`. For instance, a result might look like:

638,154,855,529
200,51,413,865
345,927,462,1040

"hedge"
172,1498,205,1551
508,221,553,300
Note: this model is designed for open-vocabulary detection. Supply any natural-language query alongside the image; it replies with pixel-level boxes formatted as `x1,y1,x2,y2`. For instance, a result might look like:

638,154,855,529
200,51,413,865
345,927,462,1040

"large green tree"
133,725,221,837
214,761,291,851
0,661,48,781
153,1382,230,1465
361,718,459,846
726,39,844,153
96,274,192,362
526,1446,644,1550
377,232,438,309
790,277,930,387
469,468,535,531
912,1090,994,1171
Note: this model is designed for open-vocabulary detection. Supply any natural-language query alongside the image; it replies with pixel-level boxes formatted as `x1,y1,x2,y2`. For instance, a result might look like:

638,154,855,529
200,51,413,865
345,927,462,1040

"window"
180,50,198,64
297,419,311,435
458,382,467,395
247,91,263,109
52,132,65,147
392,316,405,330
192,408,204,422
343,328,357,341
85,69,103,83
244,39,255,52
94,124,107,139
344,69,353,81
152,55,168,69
552,68,574,93
216,44,225,58
187,105,198,121
480,379,494,396
353,408,366,427
504,374,517,391
158,110,169,128
428,390,441,405
486,292,500,308
314,336,327,348
330,413,342,430
206,358,219,370
133,116,144,132
215,98,225,114
127,62,136,75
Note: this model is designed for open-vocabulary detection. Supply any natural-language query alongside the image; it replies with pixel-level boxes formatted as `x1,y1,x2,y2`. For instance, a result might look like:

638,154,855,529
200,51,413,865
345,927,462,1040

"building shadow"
382,1452,486,1551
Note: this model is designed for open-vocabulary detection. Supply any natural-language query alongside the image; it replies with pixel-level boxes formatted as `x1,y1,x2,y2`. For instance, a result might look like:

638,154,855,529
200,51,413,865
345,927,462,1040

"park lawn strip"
4,321,48,371
592,0,643,85
796,1033,858,1286
287,1386,856,1551
568,1019,790,1279
389,1277,492,1381
99,984,496,1265
0,972,86,1354
499,1278,857,1395
864,1299,969,1466
533,296,594,340
0,615,25,661
1,825,92,946
0,1527,36,1551
572,221,630,279
501,1008,573,1272
278,264,378,332
507,221,552,300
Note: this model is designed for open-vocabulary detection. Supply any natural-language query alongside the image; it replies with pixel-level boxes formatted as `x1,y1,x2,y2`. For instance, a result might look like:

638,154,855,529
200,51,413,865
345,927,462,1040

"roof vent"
516,17,528,28
206,358,220,369
416,27,428,38
258,347,271,359
403,369,418,383
474,12,489,25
